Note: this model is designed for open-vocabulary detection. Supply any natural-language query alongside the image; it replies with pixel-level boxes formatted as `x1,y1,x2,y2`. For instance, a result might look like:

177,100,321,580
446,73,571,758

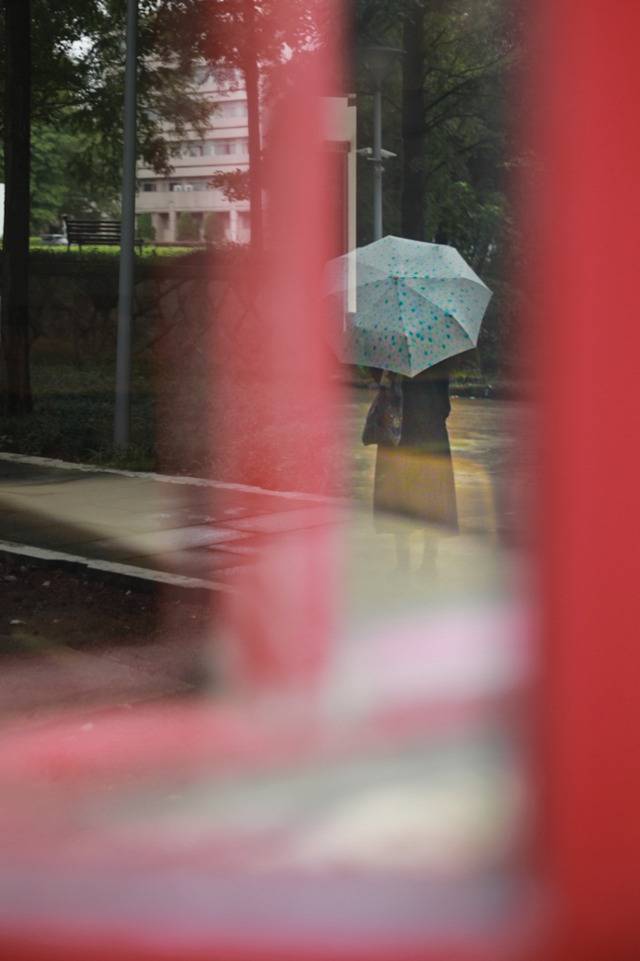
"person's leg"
418,530,439,576
394,531,412,572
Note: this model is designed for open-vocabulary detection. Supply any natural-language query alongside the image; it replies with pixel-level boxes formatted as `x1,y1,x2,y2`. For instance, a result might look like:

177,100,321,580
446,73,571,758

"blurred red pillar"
531,1,640,957
211,8,344,691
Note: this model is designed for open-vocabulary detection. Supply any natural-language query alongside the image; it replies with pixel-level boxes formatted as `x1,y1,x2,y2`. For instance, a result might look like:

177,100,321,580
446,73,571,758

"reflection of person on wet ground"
368,357,459,574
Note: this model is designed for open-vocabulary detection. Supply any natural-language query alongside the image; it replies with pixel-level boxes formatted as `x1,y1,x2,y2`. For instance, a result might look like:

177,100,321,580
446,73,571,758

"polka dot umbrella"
326,235,492,377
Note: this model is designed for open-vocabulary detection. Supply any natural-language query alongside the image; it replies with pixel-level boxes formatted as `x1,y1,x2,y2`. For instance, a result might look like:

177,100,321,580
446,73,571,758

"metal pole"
372,84,383,241
114,0,138,448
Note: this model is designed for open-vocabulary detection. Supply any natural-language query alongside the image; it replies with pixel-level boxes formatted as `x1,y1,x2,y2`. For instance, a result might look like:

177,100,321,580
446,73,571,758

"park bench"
64,217,144,253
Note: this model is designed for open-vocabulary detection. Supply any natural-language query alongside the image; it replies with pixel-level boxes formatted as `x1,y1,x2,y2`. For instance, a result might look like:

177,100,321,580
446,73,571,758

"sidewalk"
0,451,514,725
0,453,343,592
0,453,346,722
0,398,524,591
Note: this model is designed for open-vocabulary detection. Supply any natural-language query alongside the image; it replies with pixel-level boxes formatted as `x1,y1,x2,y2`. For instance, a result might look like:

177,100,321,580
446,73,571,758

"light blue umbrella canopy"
326,235,492,377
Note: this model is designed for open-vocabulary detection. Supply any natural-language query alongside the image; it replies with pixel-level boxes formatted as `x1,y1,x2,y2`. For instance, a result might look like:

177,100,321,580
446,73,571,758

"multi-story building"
136,68,357,253
136,68,251,245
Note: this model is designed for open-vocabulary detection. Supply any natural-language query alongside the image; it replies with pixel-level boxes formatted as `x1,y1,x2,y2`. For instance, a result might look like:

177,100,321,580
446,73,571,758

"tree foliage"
1,0,213,413
209,167,250,203
188,0,332,250
0,0,213,174
354,0,522,375
204,211,227,243
30,125,122,232
176,211,200,241
136,211,156,241
1,0,216,238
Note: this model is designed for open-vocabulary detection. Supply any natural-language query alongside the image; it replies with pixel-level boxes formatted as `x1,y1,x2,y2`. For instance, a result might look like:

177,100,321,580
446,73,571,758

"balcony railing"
136,189,249,213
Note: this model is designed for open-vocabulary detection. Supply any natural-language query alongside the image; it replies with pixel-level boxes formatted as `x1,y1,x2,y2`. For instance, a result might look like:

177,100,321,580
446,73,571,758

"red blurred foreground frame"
532,1,640,959
4,1,640,959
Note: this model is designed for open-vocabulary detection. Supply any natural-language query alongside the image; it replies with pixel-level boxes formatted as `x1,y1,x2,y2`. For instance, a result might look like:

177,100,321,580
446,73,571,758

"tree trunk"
1,0,33,414
400,0,427,241
243,0,263,253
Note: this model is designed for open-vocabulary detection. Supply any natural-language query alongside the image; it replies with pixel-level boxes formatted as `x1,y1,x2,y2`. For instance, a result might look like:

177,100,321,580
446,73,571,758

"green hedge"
0,244,246,280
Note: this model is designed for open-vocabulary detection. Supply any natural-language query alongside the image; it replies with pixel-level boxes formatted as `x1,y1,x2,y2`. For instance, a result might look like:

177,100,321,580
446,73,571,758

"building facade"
136,69,357,252
136,68,251,245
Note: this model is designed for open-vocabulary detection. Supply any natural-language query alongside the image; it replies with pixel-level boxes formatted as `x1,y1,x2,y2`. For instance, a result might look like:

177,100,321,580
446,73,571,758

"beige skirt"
373,444,458,532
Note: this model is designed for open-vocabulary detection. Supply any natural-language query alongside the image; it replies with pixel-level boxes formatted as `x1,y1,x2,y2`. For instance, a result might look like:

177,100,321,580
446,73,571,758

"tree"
1,0,33,413
193,0,328,253
0,0,213,413
400,0,427,240
209,168,250,204
354,0,520,374
203,211,227,243
136,211,156,242
355,0,514,239
30,124,121,233
176,211,200,242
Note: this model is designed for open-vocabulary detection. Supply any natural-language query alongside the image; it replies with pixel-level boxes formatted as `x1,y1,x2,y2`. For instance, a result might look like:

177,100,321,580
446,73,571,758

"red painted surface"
528,1,640,957
210,45,344,692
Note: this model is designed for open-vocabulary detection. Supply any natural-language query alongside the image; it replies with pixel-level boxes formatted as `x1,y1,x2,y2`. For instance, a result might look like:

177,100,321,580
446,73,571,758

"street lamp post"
114,0,138,449
359,45,403,242
372,82,383,241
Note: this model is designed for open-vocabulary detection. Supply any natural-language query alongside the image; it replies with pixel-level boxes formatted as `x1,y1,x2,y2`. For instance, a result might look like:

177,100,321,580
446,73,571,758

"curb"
0,453,344,597
0,451,342,504
0,540,234,601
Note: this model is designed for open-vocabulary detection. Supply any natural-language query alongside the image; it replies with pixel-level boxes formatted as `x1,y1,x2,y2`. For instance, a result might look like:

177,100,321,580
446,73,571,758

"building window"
169,180,210,192
142,182,156,192
170,141,203,158
216,100,248,119
214,140,234,155
202,138,250,157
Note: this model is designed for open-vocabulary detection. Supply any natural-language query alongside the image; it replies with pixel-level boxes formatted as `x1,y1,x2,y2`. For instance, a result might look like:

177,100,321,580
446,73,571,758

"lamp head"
359,45,404,86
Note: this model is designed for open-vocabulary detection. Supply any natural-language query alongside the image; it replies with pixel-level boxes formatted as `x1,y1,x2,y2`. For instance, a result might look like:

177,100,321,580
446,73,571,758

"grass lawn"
0,356,351,488
0,359,156,471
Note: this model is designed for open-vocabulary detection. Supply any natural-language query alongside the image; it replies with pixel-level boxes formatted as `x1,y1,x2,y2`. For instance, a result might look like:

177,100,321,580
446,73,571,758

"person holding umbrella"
327,235,492,573
365,355,464,573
